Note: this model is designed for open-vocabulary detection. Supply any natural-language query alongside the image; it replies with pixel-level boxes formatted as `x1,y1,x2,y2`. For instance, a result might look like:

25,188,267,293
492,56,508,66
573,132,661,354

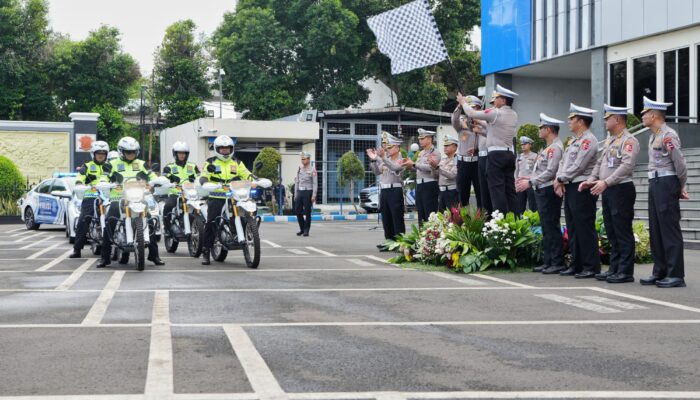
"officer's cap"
603,104,631,119
490,84,518,103
443,135,459,146
568,103,597,119
384,132,402,146
300,151,311,159
417,128,436,139
519,136,534,145
641,96,673,115
538,113,564,127
465,95,483,108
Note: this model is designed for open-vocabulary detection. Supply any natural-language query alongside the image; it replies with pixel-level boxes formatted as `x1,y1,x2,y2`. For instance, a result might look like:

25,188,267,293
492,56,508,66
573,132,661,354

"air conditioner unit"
207,110,215,117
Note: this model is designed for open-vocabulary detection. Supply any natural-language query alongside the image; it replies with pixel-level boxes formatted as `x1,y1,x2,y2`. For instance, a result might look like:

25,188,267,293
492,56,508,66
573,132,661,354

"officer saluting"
580,104,639,283
294,152,317,237
368,133,405,250
402,129,440,225
458,84,518,214
516,114,565,273
555,104,600,278
515,136,538,215
451,97,481,207
640,97,688,288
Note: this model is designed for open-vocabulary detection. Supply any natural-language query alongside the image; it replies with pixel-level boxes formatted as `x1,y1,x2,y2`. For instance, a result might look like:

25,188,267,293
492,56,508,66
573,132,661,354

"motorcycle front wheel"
242,216,260,268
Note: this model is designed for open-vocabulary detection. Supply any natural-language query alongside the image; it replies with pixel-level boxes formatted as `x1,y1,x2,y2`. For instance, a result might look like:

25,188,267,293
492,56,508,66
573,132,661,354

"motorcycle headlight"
126,187,145,203
232,187,250,201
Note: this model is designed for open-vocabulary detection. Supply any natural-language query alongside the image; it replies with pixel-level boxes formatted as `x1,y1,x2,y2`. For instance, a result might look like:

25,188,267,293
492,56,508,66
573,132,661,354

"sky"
48,0,238,74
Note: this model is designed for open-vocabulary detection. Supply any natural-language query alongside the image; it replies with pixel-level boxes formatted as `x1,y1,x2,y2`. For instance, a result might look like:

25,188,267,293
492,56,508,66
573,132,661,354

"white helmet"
107,151,119,161
172,141,190,161
117,137,140,160
213,136,234,161
90,141,109,163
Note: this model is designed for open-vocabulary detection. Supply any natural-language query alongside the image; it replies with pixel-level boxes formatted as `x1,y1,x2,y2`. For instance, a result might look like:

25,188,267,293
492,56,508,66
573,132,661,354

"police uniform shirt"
530,139,564,187
557,130,599,183
648,123,688,188
415,147,441,180
451,108,477,157
591,129,639,185
77,161,111,186
462,105,518,150
163,162,200,184
370,155,404,186
437,154,458,186
515,151,538,179
295,164,318,196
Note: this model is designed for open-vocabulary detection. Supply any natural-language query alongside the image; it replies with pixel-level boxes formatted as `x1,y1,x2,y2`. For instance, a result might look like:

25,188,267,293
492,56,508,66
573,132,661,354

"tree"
337,150,365,212
153,20,210,127
516,124,544,153
0,155,25,201
253,147,282,182
92,104,138,150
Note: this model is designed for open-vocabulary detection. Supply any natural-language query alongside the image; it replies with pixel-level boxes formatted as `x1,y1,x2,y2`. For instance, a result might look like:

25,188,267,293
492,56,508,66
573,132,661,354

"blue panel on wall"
481,0,532,75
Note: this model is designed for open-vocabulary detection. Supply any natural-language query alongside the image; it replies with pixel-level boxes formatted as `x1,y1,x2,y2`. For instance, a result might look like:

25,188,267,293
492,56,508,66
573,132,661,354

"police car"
18,172,81,242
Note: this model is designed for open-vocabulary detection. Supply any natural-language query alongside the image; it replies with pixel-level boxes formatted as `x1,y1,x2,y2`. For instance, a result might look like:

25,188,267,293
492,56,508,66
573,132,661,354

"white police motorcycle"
73,182,114,255
155,181,208,257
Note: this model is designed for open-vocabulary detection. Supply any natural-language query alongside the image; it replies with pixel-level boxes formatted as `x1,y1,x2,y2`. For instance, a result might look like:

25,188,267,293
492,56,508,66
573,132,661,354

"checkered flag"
367,0,449,75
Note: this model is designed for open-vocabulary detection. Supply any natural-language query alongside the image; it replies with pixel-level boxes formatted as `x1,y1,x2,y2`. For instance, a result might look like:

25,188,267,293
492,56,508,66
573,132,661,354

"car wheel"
24,208,40,230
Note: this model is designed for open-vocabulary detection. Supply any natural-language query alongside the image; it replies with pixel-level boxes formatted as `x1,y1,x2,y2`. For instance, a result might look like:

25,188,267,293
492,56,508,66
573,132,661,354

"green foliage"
633,221,652,263
337,151,365,187
92,104,139,150
253,147,282,182
516,123,545,153
626,113,641,129
0,155,26,205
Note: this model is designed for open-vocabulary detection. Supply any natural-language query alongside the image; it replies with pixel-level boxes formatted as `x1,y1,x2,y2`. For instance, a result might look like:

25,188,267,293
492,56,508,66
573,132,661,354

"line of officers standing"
370,85,688,289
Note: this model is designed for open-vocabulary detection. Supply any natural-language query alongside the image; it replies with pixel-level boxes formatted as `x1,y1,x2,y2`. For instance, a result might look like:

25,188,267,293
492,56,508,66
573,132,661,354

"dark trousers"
478,156,493,215
295,190,313,234
438,189,459,212
649,176,685,278
74,198,97,251
516,188,537,216
601,182,636,276
487,151,516,214
563,183,600,273
203,198,226,249
380,187,405,240
534,185,564,267
416,181,439,225
101,201,159,262
457,160,480,207
162,194,178,232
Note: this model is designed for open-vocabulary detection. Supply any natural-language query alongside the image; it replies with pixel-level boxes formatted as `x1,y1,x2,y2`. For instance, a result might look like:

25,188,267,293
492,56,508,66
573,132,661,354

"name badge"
117,164,126,172
187,166,194,173
132,163,140,171
230,164,237,174
608,157,615,168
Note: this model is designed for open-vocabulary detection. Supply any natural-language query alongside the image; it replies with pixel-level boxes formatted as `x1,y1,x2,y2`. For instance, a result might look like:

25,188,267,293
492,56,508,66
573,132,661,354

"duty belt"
457,155,478,162
478,151,488,157
648,170,677,179
439,184,457,191
416,178,436,184
298,186,313,191
534,181,554,190
380,183,402,189
561,177,587,185
488,146,514,153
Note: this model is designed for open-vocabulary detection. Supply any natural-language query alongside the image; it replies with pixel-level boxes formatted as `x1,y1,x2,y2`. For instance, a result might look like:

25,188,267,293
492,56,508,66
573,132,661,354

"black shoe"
303,232,309,237
640,275,664,285
532,264,547,273
96,259,110,268
68,251,81,259
201,250,211,266
542,265,566,274
575,271,597,279
148,256,165,266
296,231,303,236
595,270,615,281
655,277,686,288
606,273,635,283
559,267,576,276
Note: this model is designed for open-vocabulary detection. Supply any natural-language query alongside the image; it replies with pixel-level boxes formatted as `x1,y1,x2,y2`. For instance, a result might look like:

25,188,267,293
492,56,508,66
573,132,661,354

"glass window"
609,61,626,107
327,123,350,135
576,0,582,49
633,55,656,116
663,47,690,121
354,124,378,136
51,180,67,192
678,47,689,119
36,180,53,194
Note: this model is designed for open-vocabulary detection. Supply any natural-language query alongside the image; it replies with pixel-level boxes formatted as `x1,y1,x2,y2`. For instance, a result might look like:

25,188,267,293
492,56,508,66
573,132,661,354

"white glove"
151,176,170,186
202,182,221,192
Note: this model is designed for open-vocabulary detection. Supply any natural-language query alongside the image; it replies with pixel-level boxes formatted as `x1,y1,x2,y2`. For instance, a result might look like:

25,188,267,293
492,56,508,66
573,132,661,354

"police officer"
458,84,518,214
199,136,253,265
473,103,493,216
640,97,688,288
294,151,317,237
515,136,538,215
98,137,164,268
516,114,565,273
451,97,480,207
402,129,440,225
368,133,405,249
554,104,600,278
162,141,200,236
437,135,459,211
69,141,111,259
580,105,640,283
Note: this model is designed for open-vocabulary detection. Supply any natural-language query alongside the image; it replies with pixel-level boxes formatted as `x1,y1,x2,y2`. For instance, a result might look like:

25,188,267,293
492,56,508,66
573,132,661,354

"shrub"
516,123,544,153
0,156,25,201
253,147,282,182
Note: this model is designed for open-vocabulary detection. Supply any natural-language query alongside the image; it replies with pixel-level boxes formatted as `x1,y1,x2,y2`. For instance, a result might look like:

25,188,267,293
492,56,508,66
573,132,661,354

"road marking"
471,274,535,288
145,291,173,398
27,242,63,259
536,294,622,314
82,271,125,325
6,227,26,233
347,259,375,267
15,231,45,243
588,287,700,314
55,259,95,290
305,246,336,257
262,240,281,248
19,236,55,249
287,248,309,255
35,249,73,271
224,325,287,400
426,271,487,286
577,295,648,310
11,230,34,237
365,255,390,263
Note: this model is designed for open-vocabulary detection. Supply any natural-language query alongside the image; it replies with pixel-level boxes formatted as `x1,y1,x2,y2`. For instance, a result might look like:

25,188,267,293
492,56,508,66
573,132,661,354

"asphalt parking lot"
1,220,699,400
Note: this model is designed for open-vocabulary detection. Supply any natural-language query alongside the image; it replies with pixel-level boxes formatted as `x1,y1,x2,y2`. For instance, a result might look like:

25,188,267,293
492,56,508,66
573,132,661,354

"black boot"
96,258,110,268
69,250,81,259
202,248,211,265
148,256,165,266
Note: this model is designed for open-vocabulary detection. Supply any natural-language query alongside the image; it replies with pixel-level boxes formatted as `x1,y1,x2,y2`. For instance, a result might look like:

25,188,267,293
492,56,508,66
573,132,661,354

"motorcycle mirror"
254,161,263,171
150,163,160,172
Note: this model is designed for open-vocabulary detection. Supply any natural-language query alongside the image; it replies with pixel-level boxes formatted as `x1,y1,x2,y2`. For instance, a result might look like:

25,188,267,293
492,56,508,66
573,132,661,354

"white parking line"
287,249,309,255
11,230,34,237
471,274,535,288
55,259,95,291
306,246,336,257
347,259,375,267
536,294,622,314
35,249,73,271
27,242,63,259
15,231,45,243
223,325,287,400
577,295,648,310
588,287,700,314
426,272,488,286
261,240,281,248
145,291,173,398
82,271,125,325
365,255,391,264
286,390,700,399
6,227,26,233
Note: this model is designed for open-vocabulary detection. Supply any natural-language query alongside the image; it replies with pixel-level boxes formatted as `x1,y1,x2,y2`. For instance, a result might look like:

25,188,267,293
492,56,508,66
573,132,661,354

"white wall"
511,76,591,132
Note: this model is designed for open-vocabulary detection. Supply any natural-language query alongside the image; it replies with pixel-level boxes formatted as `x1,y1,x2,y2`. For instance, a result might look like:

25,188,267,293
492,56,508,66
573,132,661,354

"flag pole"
445,57,464,95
